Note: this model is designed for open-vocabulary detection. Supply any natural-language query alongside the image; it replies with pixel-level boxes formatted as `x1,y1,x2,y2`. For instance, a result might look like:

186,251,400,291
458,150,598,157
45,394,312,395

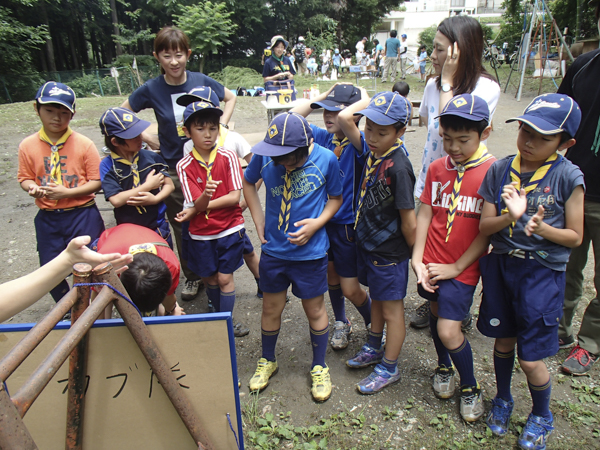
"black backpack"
294,46,305,63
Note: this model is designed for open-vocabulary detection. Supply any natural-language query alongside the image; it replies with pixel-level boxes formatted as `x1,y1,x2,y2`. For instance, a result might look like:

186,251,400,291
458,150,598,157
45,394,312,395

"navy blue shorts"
259,252,327,299
477,252,565,361
242,232,254,255
156,220,173,249
326,222,358,278
357,247,409,301
186,229,245,277
418,279,476,321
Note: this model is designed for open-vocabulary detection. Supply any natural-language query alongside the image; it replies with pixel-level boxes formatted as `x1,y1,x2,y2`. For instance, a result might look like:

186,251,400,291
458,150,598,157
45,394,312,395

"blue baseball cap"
401,34,407,38
436,94,490,123
35,81,76,113
99,107,151,139
252,112,313,157
506,93,581,137
176,86,220,108
354,91,411,126
183,100,223,127
311,85,361,111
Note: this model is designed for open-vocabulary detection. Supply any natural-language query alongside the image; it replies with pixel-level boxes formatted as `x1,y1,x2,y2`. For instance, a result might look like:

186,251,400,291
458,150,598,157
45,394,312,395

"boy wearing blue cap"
412,94,495,422
291,84,372,350
346,91,416,394
99,107,174,245
176,99,247,330
243,112,343,402
478,93,584,449
17,81,105,302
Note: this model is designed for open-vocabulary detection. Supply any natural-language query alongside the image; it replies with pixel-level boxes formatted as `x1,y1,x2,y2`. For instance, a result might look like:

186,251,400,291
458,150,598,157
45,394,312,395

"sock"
430,315,452,368
310,325,329,368
381,356,397,373
261,328,280,362
529,378,552,421
494,347,515,402
367,328,384,349
328,284,347,323
355,291,372,327
448,338,476,387
220,290,235,313
206,284,219,311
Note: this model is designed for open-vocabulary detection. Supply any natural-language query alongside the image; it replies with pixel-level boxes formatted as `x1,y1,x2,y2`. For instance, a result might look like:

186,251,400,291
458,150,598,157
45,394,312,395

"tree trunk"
68,29,80,70
40,1,57,72
109,0,123,56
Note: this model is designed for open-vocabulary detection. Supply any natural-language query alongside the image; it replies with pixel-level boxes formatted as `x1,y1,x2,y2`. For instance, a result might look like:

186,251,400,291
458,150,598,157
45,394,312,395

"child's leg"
494,337,517,402
217,272,235,313
437,317,476,387
429,302,452,368
380,299,406,366
243,251,260,278
261,291,288,360
519,358,552,420
301,294,329,368
327,262,347,324
340,276,370,325
201,274,220,312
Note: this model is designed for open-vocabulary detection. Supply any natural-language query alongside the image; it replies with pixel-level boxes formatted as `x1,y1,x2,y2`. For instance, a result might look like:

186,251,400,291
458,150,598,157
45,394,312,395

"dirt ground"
0,73,598,449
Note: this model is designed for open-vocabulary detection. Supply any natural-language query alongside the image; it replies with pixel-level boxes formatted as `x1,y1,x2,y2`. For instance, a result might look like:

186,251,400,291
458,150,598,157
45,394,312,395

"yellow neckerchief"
279,145,313,233
445,143,494,242
332,135,350,159
502,152,559,237
217,124,229,148
192,143,218,219
354,139,402,228
111,151,146,214
39,126,72,185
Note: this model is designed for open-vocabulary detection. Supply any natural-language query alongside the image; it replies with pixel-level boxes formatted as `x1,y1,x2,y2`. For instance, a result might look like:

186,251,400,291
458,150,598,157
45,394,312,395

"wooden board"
0,314,243,449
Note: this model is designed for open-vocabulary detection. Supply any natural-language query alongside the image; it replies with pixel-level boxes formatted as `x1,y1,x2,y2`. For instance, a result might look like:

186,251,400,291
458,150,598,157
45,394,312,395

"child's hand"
44,182,69,200
412,261,438,293
142,169,164,191
127,191,158,206
427,263,461,283
501,182,527,221
65,236,133,269
28,184,47,198
202,180,222,199
441,42,460,86
287,219,319,246
175,207,196,222
239,198,248,212
525,205,545,236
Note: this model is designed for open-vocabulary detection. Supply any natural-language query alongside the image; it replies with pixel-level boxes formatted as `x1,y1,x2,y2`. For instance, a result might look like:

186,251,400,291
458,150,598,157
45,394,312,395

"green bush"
68,74,124,98
418,25,438,55
208,66,264,89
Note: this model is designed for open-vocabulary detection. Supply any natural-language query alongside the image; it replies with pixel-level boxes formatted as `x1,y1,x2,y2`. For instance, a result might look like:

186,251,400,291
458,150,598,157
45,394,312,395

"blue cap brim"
37,98,75,113
354,108,397,126
506,115,563,135
436,111,489,122
251,140,299,157
310,100,346,112
113,119,152,139
184,107,223,126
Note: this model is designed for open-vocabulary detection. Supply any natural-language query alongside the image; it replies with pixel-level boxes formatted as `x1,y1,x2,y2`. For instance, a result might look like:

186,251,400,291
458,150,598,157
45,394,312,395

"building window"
451,0,466,6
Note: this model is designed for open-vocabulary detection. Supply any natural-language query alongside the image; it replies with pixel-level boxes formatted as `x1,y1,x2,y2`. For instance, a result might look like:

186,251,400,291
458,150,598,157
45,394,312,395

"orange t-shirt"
17,131,101,210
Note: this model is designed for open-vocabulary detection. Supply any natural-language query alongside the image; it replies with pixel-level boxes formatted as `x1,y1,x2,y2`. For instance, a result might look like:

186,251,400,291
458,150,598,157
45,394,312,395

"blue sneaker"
486,396,514,436
518,413,554,450
346,344,384,368
356,363,401,394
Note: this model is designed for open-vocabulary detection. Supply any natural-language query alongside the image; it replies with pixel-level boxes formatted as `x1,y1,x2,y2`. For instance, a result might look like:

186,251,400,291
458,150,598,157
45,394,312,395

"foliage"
551,0,599,40
495,0,528,46
419,25,439,55
112,9,156,55
174,1,237,73
208,66,264,89
305,15,339,54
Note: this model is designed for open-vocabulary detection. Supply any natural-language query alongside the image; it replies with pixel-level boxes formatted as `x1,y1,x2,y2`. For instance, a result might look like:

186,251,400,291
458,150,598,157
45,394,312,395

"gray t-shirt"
478,155,585,271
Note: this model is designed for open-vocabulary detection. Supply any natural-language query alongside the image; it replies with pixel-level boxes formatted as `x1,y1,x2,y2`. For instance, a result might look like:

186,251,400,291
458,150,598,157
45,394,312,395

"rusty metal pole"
93,263,213,450
11,288,115,418
0,383,37,450
65,263,92,450
0,289,78,382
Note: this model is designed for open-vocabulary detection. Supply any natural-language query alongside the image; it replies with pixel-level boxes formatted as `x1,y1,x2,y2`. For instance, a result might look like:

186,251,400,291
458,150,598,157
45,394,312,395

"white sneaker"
432,365,455,399
330,320,352,350
460,384,484,422
181,279,201,301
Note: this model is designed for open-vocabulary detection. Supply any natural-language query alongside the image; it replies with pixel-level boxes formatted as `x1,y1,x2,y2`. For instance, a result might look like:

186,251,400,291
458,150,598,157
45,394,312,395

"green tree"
551,0,598,41
305,15,339,54
174,1,238,73
418,25,437,55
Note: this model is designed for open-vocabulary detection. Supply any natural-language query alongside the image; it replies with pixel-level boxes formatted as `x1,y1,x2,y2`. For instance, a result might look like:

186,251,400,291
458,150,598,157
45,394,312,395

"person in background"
418,45,428,82
263,35,295,83
399,34,409,79
382,30,401,83
294,37,308,75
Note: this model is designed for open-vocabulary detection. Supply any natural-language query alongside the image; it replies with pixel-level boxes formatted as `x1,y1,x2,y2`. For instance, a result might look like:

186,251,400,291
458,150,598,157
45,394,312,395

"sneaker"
233,322,250,337
461,312,473,332
181,279,201,301
517,413,554,450
486,396,514,436
331,320,352,350
432,365,455,399
346,344,384,368
310,365,332,402
249,358,278,392
561,345,598,375
558,334,575,349
356,363,401,394
410,301,430,328
460,384,484,422
207,301,215,313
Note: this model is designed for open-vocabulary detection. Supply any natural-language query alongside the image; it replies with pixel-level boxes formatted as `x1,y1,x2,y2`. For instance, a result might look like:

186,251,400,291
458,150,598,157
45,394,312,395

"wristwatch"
441,83,453,93
220,123,229,129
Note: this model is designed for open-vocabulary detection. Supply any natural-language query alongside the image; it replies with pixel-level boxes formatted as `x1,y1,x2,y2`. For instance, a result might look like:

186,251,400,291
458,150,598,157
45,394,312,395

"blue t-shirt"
385,37,401,58
376,43,384,55
478,155,585,271
419,51,428,68
262,56,297,78
100,150,170,231
127,71,225,168
310,124,367,224
244,144,343,261
332,54,342,66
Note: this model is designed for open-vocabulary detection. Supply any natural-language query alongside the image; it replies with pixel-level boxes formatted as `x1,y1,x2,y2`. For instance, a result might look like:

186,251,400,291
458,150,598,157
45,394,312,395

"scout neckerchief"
278,145,313,233
500,152,562,237
111,151,146,214
39,126,72,185
445,143,494,242
192,143,218,219
271,53,288,77
332,135,350,159
354,139,403,228
217,124,229,149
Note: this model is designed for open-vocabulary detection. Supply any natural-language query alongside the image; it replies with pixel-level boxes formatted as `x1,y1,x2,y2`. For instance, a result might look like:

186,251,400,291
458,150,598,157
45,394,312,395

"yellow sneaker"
310,365,332,402
249,358,278,392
